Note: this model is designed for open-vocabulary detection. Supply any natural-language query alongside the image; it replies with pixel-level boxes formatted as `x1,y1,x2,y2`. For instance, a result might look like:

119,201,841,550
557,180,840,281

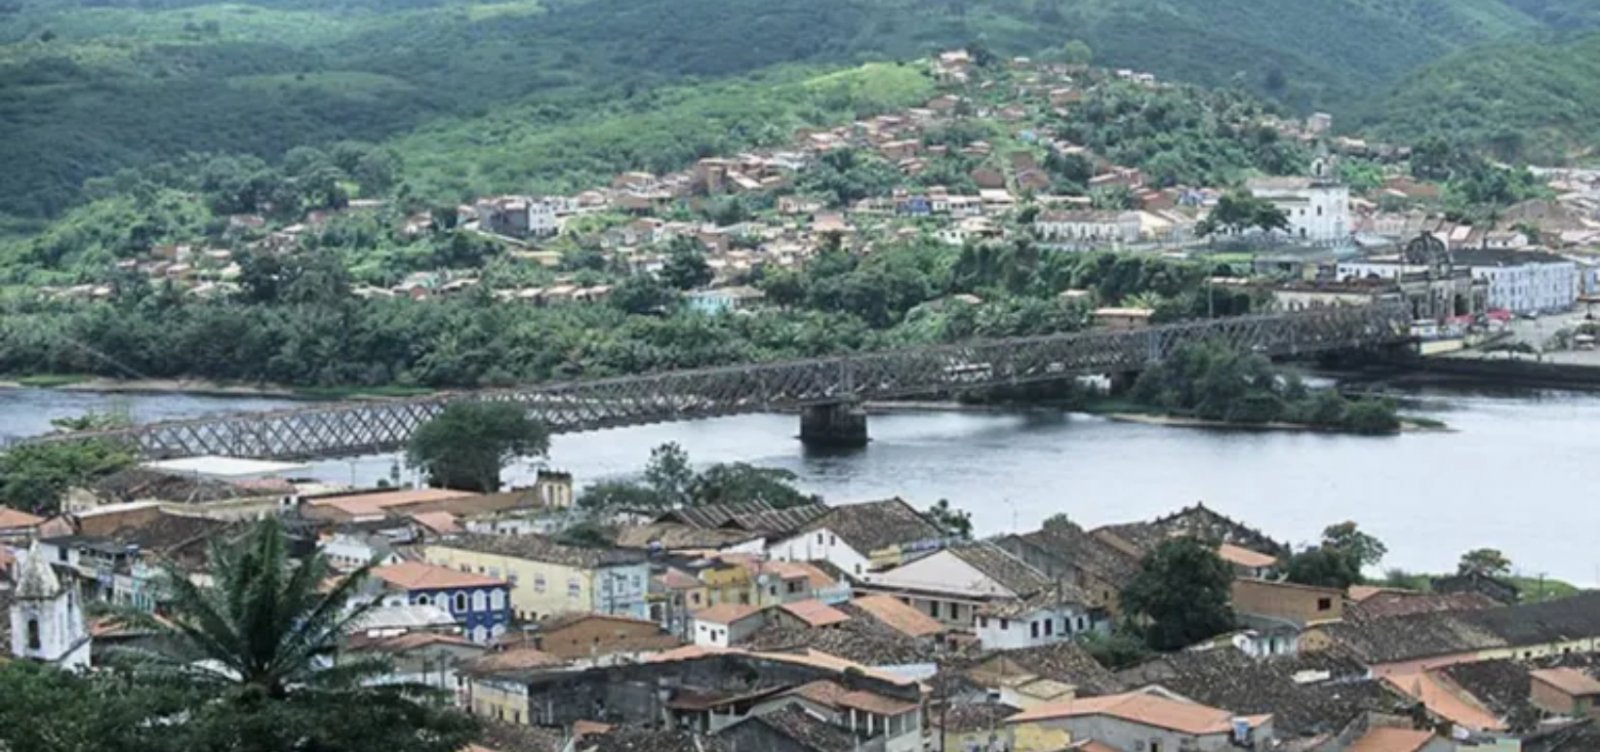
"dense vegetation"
3,0,1598,230
1127,342,1402,433
1371,30,1600,162
0,238,1255,388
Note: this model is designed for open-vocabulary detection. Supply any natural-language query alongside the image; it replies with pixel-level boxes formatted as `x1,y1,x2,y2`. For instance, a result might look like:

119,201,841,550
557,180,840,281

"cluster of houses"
8,455,1600,751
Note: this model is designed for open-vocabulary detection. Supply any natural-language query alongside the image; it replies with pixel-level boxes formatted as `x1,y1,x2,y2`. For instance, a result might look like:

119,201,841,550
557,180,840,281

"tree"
1285,546,1363,590
407,402,551,492
1343,399,1400,434
1197,192,1288,237
1042,512,1074,531
0,661,188,752
610,274,680,315
1459,548,1512,577
113,518,478,752
0,438,135,515
579,480,669,511
661,237,713,290
923,499,973,539
1078,629,1152,670
1120,537,1235,651
1061,39,1093,65
644,442,694,506
1321,521,1387,569
689,463,817,509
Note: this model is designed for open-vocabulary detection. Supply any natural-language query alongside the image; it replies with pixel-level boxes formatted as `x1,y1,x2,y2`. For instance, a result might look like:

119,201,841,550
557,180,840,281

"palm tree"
114,518,477,752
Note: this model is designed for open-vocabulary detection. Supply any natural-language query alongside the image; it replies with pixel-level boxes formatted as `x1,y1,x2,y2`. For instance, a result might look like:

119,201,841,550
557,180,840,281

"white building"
975,590,1099,650
1033,210,1142,247
1341,248,1578,315
1454,248,1578,314
690,602,762,647
9,542,92,670
1246,159,1350,243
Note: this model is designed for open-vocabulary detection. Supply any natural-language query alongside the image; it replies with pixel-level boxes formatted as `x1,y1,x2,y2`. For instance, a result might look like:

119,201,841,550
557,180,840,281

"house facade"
1246,160,1350,243
372,561,512,643
424,535,649,623
1033,210,1142,246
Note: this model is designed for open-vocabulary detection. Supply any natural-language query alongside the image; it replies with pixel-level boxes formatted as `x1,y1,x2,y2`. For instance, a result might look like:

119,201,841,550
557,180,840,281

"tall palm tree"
115,518,477,752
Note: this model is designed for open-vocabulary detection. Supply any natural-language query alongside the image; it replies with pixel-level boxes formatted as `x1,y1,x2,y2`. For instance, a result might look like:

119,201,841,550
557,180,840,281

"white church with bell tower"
9,541,92,670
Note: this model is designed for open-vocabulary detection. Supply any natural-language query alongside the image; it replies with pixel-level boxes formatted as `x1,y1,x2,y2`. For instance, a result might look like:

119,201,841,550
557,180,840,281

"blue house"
372,561,511,643
896,195,932,217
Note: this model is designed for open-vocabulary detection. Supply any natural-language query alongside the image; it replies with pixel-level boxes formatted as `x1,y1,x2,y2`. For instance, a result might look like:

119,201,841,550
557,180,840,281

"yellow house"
425,534,650,623
469,675,530,724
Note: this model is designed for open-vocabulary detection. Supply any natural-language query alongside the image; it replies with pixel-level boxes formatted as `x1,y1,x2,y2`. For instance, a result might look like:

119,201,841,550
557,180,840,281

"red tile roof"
693,602,761,624
850,594,944,638
0,508,45,529
1217,543,1276,569
1008,691,1271,735
778,599,851,628
1347,727,1438,752
409,510,462,535
1532,667,1600,697
308,488,477,518
373,561,505,591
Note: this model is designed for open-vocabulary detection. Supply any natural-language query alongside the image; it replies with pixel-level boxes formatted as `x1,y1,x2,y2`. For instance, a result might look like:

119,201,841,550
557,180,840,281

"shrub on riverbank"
1128,341,1399,434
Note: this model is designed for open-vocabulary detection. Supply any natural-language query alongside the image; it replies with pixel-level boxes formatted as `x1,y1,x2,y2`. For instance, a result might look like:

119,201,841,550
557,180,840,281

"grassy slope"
1,0,1598,228
1370,31,1600,162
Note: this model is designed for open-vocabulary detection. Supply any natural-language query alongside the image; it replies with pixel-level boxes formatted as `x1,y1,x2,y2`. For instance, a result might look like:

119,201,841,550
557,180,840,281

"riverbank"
1101,412,1450,434
0,375,433,401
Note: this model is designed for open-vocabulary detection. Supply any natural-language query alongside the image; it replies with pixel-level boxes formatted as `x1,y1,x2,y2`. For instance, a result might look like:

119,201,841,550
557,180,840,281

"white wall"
767,527,870,579
974,605,1095,650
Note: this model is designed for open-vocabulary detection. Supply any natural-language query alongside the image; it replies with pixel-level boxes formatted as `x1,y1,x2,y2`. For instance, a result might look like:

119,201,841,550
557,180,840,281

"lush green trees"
113,518,478,752
1196,192,1289,237
1459,547,1512,577
0,662,188,752
1121,537,1236,651
1285,521,1386,589
0,411,135,514
660,238,714,290
923,499,973,539
406,402,551,492
1128,342,1400,432
579,442,816,511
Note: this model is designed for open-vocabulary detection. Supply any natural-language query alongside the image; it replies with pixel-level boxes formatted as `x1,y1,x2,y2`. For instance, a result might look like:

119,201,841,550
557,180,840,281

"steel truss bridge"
20,305,1410,460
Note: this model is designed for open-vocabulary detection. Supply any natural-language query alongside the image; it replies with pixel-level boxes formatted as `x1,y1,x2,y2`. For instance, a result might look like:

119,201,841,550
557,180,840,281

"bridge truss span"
23,304,1409,460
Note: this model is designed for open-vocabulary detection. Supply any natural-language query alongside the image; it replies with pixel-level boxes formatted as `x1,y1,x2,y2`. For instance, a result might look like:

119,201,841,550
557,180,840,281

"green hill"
1369,31,1600,162
1,0,1598,227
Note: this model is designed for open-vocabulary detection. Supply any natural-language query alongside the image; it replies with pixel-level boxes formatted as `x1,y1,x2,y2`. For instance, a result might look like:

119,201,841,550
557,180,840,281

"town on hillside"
37,51,1600,360
5,455,1600,752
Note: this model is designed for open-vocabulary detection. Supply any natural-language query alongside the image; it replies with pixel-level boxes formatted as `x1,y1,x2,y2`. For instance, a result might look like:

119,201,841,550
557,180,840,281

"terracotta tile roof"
693,602,761,624
408,511,461,535
467,646,567,674
790,680,918,716
1217,543,1276,569
1007,522,1141,596
657,500,775,528
725,505,830,536
581,728,729,752
946,542,1054,596
849,594,944,638
1384,671,1505,732
800,498,942,554
741,617,930,666
655,567,702,590
1532,667,1600,697
778,599,851,628
784,561,839,590
962,642,1124,697
308,488,478,518
571,720,613,742
470,720,564,752
1346,727,1437,752
373,561,505,591
934,700,1020,732
0,508,45,528
1008,691,1271,735
614,523,758,550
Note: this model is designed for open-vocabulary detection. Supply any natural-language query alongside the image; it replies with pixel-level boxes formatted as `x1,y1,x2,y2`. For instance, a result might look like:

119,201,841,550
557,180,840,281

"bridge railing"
14,304,1409,459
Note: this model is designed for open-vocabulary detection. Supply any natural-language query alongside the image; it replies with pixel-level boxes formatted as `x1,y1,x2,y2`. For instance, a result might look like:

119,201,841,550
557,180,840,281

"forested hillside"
1370,31,1600,162
1,0,1596,229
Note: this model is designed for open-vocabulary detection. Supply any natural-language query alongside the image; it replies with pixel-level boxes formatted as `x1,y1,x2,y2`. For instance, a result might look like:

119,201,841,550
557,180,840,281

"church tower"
9,541,91,670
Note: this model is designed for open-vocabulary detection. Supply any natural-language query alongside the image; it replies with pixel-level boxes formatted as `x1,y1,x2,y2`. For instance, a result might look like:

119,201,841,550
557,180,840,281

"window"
1044,619,1053,636
979,617,988,629
1077,616,1087,631
691,592,702,605
417,595,431,606
534,574,547,592
57,548,67,562
768,586,777,597
829,534,837,546
854,564,862,575
787,581,802,594
454,593,468,612
1031,621,1040,639
490,590,505,611
738,592,750,605
1316,597,1332,611
1000,619,1009,630
568,579,580,598
929,601,940,619
26,618,40,650
817,533,824,544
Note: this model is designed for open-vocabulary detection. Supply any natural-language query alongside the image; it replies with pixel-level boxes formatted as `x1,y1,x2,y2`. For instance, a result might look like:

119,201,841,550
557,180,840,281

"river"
3,385,1597,587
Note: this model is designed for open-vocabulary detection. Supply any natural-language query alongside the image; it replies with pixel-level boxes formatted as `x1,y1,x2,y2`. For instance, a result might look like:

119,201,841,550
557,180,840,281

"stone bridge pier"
799,400,868,449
